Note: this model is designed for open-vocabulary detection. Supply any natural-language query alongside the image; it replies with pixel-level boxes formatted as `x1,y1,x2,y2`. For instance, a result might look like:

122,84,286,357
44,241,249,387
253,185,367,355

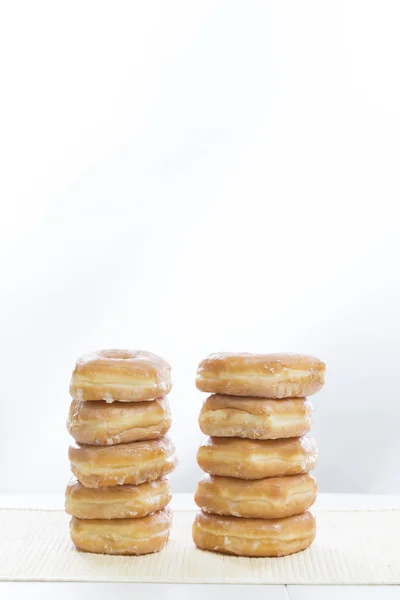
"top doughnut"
70,349,172,402
196,352,325,398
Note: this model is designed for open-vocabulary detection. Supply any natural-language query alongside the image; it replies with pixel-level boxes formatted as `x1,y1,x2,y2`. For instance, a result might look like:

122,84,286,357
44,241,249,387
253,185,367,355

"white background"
0,0,399,495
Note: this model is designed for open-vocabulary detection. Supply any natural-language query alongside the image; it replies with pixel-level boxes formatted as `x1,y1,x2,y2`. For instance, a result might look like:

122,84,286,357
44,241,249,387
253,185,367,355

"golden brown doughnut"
65,476,171,519
197,436,318,479
196,352,325,398
70,508,172,555
67,396,171,445
69,437,177,488
192,510,316,557
69,349,172,402
199,394,312,439
195,473,317,518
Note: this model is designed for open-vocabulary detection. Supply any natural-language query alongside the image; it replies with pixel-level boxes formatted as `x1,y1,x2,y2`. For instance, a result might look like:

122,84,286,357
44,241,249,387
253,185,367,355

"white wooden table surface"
1,493,399,600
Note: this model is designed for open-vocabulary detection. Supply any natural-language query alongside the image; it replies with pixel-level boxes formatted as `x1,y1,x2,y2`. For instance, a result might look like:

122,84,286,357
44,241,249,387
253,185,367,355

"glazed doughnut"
192,510,316,557
196,352,325,398
197,436,317,479
67,396,171,445
69,349,172,402
195,473,317,519
65,476,171,519
199,394,312,439
69,437,177,488
70,508,172,555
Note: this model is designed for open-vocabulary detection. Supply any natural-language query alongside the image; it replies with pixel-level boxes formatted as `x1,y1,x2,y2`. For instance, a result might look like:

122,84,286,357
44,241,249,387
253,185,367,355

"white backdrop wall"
1,1,399,494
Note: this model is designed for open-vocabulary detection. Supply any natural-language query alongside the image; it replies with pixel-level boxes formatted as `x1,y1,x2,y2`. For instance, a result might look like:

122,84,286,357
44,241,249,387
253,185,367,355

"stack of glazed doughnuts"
66,349,177,555
193,352,325,557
